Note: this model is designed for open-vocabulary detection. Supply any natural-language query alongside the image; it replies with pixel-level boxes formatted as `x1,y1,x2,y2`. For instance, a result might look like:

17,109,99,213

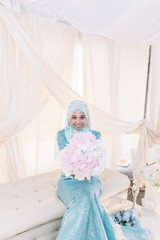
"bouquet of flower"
112,209,141,227
141,161,160,191
60,132,106,181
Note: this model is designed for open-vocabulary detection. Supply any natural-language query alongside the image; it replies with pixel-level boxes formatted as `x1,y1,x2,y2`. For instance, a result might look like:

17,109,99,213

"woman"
57,100,151,240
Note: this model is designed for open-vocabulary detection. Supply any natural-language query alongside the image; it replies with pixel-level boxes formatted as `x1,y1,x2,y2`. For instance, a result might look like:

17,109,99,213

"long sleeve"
57,129,68,151
91,130,101,140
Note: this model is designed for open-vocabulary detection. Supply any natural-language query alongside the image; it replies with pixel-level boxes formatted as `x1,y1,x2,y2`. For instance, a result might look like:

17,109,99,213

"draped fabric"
0,9,51,180
0,6,150,133
0,15,50,144
0,7,78,180
1,0,160,45
0,3,160,182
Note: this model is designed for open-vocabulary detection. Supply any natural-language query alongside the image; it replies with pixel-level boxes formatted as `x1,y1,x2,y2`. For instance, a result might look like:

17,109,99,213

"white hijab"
65,100,91,141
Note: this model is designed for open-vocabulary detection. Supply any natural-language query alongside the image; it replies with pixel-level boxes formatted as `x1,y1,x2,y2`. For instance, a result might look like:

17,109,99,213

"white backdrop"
0,1,160,182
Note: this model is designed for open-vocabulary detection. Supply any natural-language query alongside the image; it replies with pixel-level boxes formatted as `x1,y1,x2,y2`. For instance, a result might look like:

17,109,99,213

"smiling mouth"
75,125,83,128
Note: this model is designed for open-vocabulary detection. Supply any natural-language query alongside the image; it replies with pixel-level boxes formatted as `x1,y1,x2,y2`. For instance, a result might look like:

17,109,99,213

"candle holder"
132,179,139,214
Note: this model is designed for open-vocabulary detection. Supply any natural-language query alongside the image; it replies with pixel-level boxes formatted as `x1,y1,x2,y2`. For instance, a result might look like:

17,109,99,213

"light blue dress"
56,129,151,240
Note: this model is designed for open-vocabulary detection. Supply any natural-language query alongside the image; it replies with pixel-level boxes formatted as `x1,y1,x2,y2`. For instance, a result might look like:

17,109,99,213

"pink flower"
60,132,106,181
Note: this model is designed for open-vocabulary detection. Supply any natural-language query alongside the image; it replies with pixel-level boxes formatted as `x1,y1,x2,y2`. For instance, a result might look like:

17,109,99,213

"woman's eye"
80,116,85,119
72,116,76,119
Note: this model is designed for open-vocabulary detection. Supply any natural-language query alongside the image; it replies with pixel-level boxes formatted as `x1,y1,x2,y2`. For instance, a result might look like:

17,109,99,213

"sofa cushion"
99,168,130,201
0,168,130,239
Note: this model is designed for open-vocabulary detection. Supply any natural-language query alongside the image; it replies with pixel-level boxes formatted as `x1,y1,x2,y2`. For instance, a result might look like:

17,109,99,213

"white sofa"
0,169,130,240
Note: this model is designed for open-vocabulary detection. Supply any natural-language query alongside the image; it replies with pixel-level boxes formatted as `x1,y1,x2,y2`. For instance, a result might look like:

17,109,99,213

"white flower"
60,132,106,181
141,161,160,190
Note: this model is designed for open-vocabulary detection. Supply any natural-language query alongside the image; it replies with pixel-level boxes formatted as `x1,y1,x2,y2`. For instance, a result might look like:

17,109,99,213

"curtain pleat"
0,5,160,181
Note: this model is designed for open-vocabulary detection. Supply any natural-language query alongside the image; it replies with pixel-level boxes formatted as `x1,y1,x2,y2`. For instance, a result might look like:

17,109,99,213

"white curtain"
81,35,151,168
0,12,50,180
1,0,160,45
0,4,160,181
0,6,144,133
0,7,78,181
0,16,50,144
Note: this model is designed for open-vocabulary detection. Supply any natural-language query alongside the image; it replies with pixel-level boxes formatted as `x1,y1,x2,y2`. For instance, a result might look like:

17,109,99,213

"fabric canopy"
1,5,159,143
0,6,145,136
0,0,160,45
0,2,160,182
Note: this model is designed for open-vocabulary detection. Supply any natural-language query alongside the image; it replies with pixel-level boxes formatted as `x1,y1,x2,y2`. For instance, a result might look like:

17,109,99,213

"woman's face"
70,111,87,130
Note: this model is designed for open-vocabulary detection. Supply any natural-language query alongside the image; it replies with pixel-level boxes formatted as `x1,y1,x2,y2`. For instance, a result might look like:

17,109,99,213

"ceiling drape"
1,0,160,45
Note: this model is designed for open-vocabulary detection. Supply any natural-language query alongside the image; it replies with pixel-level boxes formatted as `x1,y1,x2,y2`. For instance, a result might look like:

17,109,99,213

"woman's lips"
75,125,83,129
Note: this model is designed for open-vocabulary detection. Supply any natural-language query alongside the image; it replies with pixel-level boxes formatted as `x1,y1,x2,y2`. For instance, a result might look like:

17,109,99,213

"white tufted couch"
0,168,130,240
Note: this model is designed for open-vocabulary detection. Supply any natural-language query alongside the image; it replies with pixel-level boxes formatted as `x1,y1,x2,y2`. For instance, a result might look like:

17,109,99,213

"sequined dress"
56,129,152,240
